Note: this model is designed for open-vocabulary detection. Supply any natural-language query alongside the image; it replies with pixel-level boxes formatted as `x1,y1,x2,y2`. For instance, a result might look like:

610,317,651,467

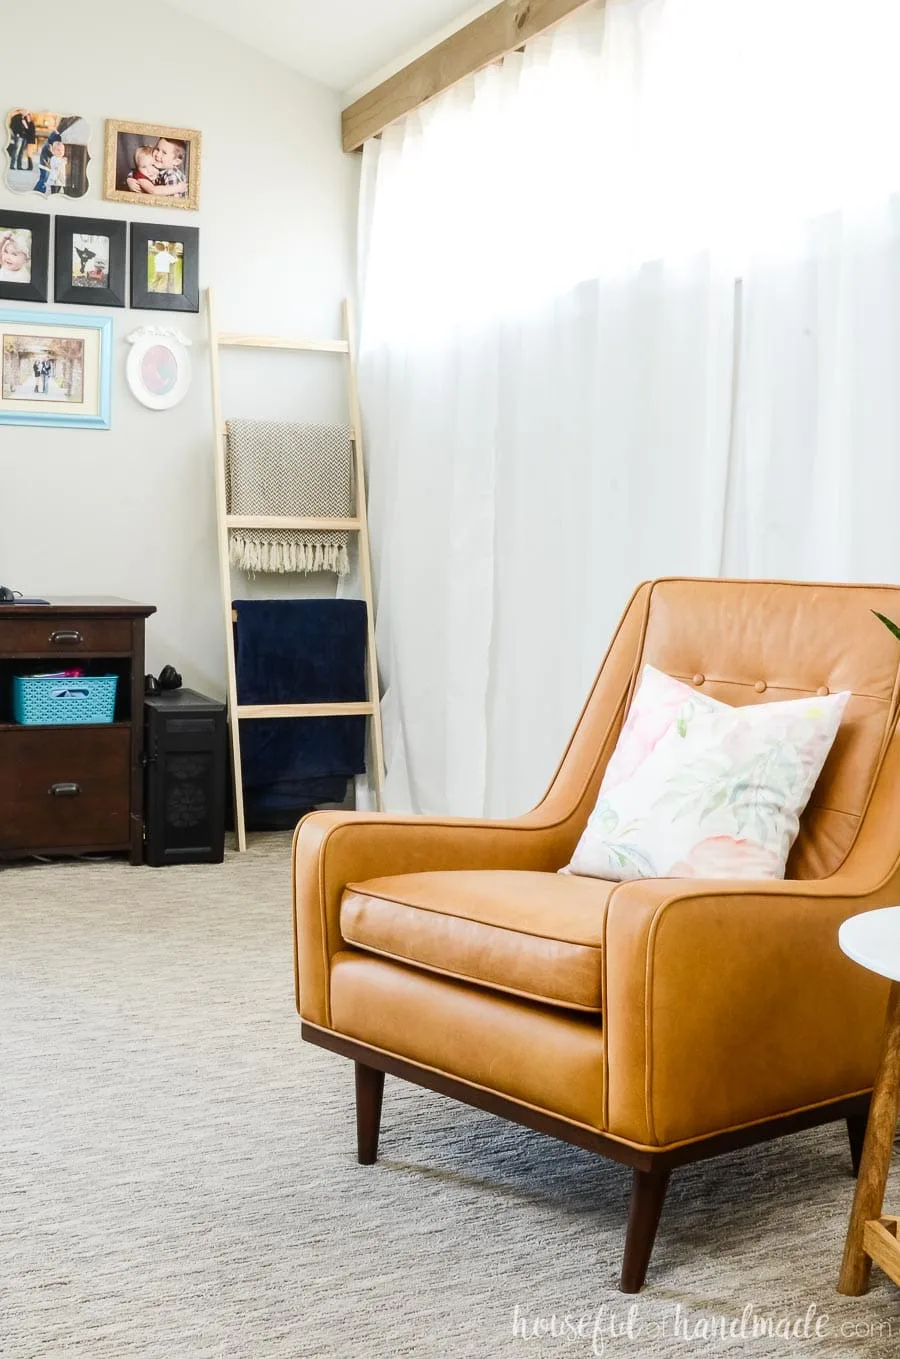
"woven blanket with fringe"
226,418,352,575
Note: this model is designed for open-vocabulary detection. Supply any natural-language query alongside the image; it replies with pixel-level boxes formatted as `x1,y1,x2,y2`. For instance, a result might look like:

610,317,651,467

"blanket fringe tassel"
229,535,350,577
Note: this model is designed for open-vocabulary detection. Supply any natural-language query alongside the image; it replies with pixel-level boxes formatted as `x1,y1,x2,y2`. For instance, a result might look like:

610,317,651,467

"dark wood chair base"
620,1166,671,1292
355,1061,384,1164
314,1025,871,1292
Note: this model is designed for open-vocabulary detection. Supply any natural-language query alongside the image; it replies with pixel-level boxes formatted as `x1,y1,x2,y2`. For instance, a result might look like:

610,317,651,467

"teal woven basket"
12,674,118,726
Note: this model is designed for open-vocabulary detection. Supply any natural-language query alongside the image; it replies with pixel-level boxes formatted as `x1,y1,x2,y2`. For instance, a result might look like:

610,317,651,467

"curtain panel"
358,0,900,817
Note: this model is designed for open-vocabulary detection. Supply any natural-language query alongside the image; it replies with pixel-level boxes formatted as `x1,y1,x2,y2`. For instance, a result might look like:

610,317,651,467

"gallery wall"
0,0,359,691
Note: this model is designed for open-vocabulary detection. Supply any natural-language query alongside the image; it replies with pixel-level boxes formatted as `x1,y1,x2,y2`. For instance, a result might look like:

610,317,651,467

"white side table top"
839,907,900,983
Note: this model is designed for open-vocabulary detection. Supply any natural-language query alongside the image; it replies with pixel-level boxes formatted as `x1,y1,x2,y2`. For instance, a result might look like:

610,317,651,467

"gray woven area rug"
1,835,899,1359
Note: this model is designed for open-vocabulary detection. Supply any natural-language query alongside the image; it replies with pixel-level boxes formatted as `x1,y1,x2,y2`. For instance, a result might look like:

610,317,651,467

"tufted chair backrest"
630,579,900,878
544,578,900,879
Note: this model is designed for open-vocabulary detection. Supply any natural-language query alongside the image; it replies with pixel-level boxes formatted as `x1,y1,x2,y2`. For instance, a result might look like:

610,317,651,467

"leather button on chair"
817,685,829,696
755,680,767,693
692,673,705,686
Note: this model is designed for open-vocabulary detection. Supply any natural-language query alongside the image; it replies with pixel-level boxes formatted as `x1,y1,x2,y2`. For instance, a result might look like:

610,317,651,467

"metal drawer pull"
49,782,81,797
49,629,83,645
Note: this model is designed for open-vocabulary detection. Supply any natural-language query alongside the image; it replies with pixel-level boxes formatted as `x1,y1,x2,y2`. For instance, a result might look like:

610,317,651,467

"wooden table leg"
838,981,900,1295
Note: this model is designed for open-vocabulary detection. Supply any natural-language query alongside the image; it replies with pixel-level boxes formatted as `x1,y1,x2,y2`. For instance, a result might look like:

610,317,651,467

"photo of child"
129,222,198,313
147,240,183,294
48,142,66,193
106,121,200,212
4,112,90,198
125,138,188,198
71,233,110,289
128,146,158,191
35,133,65,195
0,228,31,284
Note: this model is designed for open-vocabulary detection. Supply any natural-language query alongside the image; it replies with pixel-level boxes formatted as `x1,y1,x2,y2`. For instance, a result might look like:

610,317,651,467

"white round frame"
126,326,193,410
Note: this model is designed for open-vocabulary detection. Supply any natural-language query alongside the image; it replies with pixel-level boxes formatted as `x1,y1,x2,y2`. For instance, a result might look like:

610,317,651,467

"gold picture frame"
104,120,201,212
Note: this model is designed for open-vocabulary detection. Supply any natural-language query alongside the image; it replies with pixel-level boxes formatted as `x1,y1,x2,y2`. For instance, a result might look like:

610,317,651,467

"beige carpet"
1,835,899,1359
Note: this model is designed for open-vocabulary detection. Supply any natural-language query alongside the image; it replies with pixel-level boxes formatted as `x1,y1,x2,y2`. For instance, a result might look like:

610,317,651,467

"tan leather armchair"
293,578,900,1290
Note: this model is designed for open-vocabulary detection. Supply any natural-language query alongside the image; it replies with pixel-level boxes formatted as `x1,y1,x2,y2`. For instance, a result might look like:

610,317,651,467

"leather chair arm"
293,809,562,1025
603,875,891,1148
292,583,651,1026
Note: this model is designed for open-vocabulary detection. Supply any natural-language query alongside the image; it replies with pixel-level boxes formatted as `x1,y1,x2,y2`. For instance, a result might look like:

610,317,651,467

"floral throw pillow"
565,665,850,882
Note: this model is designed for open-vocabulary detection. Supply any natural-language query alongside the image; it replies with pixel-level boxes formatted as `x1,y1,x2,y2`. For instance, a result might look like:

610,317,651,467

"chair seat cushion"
340,869,615,1012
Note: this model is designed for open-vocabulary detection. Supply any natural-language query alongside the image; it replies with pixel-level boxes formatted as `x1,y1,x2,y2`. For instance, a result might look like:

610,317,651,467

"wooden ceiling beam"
341,0,597,153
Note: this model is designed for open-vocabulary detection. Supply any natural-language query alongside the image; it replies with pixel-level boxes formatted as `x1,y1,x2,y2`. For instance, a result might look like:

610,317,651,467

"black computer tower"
143,689,227,866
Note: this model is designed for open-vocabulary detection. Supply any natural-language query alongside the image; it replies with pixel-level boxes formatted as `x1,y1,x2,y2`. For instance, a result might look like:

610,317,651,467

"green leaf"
609,843,657,875
699,786,729,822
873,610,900,643
593,802,619,835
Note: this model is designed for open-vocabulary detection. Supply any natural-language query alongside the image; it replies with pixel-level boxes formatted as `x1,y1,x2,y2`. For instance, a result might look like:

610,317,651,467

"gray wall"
0,0,359,694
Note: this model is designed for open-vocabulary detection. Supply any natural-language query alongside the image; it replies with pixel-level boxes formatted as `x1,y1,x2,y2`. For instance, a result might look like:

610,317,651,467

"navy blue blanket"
233,599,368,822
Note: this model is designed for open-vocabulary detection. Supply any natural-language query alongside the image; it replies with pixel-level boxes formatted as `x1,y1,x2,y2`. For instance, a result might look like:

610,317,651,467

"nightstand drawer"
0,727,131,850
0,616,132,656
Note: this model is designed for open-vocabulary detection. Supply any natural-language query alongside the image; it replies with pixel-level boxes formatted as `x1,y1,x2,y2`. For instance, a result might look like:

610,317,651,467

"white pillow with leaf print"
565,665,850,882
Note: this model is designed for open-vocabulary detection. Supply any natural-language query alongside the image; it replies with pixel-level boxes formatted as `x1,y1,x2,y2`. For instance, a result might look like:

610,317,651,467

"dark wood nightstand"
0,597,156,864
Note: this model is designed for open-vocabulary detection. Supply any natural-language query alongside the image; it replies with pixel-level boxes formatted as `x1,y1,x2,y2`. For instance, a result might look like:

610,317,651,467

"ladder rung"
236,702,374,719
218,332,349,354
225,514,360,531
221,425,358,440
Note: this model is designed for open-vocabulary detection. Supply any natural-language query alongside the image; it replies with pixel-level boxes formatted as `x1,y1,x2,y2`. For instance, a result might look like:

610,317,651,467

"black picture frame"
129,222,199,313
0,209,50,302
54,215,126,307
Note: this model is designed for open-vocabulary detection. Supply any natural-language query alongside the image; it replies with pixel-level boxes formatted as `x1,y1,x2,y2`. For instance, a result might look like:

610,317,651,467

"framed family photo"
54,216,127,308
130,222,199,312
5,110,91,199
0,210,49,302
0,310,112,429
104,120,201,212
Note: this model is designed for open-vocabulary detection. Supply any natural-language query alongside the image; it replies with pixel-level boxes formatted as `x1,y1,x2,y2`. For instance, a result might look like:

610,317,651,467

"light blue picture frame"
0,309,112,429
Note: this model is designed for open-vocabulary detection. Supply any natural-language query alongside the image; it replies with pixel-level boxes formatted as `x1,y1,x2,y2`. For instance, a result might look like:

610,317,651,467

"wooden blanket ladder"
206,286,385,851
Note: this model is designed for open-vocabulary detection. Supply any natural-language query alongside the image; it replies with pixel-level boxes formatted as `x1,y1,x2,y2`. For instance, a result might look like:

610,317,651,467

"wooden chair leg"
355,1061,385,1165
846,1109,869,1178
619,1166,671,1293
838,982,900,1295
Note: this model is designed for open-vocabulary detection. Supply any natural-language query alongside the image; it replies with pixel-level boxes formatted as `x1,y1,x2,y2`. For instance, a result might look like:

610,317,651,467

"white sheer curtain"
724,204,900,584
358,0,900,818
